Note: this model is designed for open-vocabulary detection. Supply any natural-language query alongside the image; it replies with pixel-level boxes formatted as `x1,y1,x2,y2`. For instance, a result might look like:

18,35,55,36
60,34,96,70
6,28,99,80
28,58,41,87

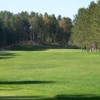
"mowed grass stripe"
0,49,100,97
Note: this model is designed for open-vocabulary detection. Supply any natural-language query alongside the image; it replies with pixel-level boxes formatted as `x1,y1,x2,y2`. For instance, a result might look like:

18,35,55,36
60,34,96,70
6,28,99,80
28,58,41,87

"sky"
0,0,97,20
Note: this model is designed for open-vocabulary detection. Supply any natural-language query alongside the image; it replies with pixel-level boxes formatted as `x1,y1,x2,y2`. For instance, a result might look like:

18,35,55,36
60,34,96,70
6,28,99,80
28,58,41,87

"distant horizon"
0,0,97,20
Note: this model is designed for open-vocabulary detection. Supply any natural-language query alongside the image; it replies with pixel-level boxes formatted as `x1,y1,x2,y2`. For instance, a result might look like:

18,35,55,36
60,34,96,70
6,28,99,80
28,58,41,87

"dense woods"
72,0,100,50
1,0,100,50
0,11,72,48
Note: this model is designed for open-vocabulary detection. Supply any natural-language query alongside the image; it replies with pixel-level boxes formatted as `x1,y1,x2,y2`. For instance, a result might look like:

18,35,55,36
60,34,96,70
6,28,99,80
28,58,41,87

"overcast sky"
0,0,97,19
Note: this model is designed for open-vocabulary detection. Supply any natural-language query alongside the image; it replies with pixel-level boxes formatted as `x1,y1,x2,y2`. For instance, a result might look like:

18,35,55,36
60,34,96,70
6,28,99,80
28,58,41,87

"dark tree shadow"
0,51,17,59
0,95,100,100
48,94,100,100
0,80,55,85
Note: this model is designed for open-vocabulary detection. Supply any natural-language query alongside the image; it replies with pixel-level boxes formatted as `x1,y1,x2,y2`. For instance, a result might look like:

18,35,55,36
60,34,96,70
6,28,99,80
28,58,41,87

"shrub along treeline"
71,0,100,51
0,11,72,48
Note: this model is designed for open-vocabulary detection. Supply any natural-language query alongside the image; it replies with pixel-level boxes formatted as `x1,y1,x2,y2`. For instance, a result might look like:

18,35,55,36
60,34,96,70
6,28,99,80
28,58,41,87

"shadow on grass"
0,51,17,59
48,94,100,100
0,80,55,85
0,95,100,100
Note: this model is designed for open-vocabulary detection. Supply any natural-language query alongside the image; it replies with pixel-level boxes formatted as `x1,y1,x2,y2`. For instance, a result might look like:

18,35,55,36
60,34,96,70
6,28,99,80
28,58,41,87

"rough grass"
0,49,100,99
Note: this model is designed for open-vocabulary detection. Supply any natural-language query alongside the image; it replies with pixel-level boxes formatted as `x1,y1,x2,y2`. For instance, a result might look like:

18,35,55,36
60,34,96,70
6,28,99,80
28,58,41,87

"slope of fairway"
0,49,100,99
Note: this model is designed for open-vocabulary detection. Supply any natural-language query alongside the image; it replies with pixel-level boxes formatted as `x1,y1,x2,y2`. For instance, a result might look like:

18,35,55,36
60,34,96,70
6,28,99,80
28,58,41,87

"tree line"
1,0,100,50
71,0,100,51
0,11,72,48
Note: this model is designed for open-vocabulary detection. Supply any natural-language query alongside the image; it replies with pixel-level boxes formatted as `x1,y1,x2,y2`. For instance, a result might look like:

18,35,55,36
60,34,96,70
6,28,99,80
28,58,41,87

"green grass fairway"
0,49,100,100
